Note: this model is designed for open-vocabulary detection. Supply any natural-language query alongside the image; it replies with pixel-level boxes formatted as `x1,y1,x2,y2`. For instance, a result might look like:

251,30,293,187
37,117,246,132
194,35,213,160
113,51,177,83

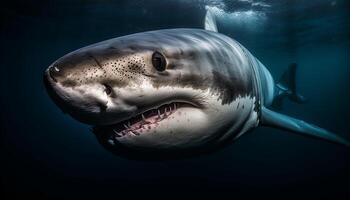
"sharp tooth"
113,129,122,137
157,109,161,118
169,105,172,112
123,124,129,129
174,103,177,110
128,121,131,127
131,130,140,135
163,107,168,118
141,113,150,124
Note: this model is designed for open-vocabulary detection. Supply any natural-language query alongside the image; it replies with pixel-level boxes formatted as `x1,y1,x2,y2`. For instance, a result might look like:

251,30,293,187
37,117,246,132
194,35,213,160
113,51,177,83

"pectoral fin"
260,107,350,147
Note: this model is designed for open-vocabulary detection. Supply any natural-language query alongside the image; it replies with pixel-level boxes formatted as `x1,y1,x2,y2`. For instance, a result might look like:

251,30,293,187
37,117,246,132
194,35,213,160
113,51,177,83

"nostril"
53,65,60,72
48,66,58,82
49,65,60,82
103,83,113,96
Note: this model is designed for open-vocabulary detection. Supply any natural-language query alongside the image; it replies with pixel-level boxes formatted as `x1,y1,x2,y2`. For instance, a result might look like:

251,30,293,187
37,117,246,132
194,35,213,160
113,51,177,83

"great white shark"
44,10,349,158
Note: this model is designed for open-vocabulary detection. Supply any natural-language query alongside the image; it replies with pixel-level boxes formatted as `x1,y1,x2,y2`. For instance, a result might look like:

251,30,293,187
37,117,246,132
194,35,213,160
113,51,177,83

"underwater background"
1,0,349,198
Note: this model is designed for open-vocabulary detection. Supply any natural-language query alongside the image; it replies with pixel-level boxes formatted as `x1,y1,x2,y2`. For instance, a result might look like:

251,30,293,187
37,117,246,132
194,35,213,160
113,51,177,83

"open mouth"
95,102,195,139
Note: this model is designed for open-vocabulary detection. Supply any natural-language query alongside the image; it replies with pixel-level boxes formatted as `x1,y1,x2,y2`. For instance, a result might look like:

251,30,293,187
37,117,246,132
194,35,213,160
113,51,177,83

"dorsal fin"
272,63,307,109
204,9,218,32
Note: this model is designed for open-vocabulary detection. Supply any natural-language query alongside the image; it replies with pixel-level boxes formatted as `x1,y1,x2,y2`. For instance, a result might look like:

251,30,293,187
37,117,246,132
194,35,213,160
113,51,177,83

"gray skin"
44,12,349,158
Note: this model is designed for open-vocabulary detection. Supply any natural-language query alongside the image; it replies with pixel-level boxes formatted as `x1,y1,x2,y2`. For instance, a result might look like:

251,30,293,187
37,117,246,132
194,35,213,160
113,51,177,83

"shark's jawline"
94,101,197,138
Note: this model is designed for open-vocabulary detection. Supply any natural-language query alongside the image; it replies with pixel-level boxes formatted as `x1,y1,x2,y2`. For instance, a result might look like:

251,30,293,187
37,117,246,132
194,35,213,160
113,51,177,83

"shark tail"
260,107,350,147
272,63,307,109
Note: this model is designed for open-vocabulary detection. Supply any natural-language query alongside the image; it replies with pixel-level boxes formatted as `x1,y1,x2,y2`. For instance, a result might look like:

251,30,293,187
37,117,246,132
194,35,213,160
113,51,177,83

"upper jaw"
96,92,205,126
93,99,202,138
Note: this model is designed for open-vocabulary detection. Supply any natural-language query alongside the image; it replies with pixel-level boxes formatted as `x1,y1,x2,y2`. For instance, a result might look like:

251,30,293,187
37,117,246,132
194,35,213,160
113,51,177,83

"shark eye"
152,51,166,71
103,84,113,96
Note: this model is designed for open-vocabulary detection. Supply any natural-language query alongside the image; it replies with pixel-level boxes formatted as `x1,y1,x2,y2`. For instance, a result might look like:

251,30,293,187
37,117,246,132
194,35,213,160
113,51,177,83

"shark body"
44,10,349,158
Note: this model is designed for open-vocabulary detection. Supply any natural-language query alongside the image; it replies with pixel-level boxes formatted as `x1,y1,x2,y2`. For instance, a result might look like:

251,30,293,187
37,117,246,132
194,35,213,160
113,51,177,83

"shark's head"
44,29,257,157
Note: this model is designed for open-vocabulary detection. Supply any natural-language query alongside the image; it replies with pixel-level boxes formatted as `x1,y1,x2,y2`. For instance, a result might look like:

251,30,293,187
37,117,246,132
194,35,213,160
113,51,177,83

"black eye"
152,51,166,71
103,84,112,96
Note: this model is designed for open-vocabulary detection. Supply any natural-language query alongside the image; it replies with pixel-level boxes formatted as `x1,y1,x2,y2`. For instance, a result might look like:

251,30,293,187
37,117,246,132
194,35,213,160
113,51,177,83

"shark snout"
44,65,136,126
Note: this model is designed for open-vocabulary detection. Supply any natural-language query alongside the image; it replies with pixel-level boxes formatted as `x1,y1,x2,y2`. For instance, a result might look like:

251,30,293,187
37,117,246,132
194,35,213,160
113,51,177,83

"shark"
44,10,349,158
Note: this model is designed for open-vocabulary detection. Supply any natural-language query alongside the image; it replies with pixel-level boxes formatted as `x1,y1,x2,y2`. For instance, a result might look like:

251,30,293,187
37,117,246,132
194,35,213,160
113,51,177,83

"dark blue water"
1,0,349,198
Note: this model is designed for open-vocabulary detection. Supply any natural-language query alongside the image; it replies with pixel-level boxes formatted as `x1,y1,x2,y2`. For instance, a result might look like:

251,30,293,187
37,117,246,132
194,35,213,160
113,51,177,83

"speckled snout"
44,46,152,125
